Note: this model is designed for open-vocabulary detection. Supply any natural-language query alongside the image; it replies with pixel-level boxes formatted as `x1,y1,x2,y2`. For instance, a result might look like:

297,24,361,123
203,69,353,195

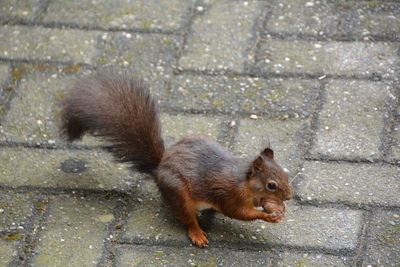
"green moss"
367,0,381,7
193,256,217,267
62,63,81,73
139,20,153,28
2,232,22,241
11,65,29,82
212,96,225,107
153,250,164,257
103,192,113,200
336,2,351,10
53,90,66,100
294,257,309,267
30,62,82,74
33,198,50,212
4,85,13,92
115,222,123,230
376,225,400,244
32,63,58,72
244,88,258,97
360,17,375,29
39,129,52,136
267,87,286,101
97,55,108,65
253,81,265,88
162,38,173,45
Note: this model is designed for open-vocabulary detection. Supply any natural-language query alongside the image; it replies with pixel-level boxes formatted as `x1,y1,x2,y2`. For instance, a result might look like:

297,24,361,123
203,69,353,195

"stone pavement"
0,0,399,266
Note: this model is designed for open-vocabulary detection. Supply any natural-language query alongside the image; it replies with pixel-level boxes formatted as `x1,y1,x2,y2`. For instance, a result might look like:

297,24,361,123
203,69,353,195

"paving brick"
167,74,320,117
207,204,362,251
0,25,98,64
363,210,400,266
122,179,362,250
265,0,400,40
44,0,193,32
265,0,340,36
32,197,115,266
0,64,10,85
339,1,400,40
0,148,137,191
275,251,350,267
235,118,307,173
0,68,99,146
122,180,187,244
115,245,274,266
179,0,265,73
0,64,10,110
96,33,182,94
0,194,33,232
256,39,398,78
0,240,18,266
311,80,390,159
160,113,221,146
389,123,400,164
298,161,400,207
0,0,40,21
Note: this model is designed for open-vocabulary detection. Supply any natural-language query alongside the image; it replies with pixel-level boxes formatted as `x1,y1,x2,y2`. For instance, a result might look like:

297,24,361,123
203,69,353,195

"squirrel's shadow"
198,209,218,232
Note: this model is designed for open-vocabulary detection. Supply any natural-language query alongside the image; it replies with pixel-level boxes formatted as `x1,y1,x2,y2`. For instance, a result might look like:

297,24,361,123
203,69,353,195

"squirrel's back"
60,69,165,174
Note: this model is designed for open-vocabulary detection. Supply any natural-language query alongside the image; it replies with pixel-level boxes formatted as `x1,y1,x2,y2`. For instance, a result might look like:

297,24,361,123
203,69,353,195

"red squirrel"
60,70,293,247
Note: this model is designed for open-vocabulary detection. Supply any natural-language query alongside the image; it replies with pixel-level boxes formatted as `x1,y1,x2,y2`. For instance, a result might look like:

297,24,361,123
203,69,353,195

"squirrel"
60,69,293,247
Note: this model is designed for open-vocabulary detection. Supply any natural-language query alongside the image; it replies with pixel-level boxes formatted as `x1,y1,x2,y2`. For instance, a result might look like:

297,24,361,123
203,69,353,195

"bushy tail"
60,69,165,174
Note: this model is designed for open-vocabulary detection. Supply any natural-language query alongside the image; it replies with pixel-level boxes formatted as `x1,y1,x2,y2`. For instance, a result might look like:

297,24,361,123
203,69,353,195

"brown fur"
60,69,164,173
60,70,293,247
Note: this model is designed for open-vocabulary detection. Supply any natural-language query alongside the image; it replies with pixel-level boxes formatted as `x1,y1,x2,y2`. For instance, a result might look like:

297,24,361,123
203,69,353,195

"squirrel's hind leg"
157,177,208,247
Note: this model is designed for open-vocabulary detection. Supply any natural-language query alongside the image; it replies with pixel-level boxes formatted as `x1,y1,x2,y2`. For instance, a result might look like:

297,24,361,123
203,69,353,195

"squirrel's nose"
284,187,293,200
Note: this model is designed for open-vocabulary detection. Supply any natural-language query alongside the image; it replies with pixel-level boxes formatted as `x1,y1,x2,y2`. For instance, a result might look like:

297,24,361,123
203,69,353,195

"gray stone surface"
275,251,350,267
0,0,41,21
0,25,99,64
168,74,320,117
363,210,400,267
116,245,274,266
32,197,116,267
0,68,99,146
0,64,10,111
265,0,400,40
161,113,221,146
179,0,265,73
299,161,400,207
265,0,340,36
122,179,187,245
96,32,182,95
0,64,10,86
0,148,137,191
235,118,307,173
0,194,33,232
0,0,398,265
339,1,400,40
44,0,193,32
207,204,362,250
0,240,18,266
256,39,398,78
122,179,362,250
311,79,390,159
389,123,400,164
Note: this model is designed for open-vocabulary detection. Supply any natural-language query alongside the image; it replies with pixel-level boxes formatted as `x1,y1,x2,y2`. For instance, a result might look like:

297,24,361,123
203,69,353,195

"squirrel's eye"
267,182,277,191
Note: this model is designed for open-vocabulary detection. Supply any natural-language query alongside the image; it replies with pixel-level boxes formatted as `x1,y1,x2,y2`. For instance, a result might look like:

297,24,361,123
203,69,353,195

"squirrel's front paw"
263,211,284,223
188,228,208,247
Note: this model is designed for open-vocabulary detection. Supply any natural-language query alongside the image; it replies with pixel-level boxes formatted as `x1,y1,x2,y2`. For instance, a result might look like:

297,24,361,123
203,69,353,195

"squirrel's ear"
261,148,274,160
252,156,266,172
